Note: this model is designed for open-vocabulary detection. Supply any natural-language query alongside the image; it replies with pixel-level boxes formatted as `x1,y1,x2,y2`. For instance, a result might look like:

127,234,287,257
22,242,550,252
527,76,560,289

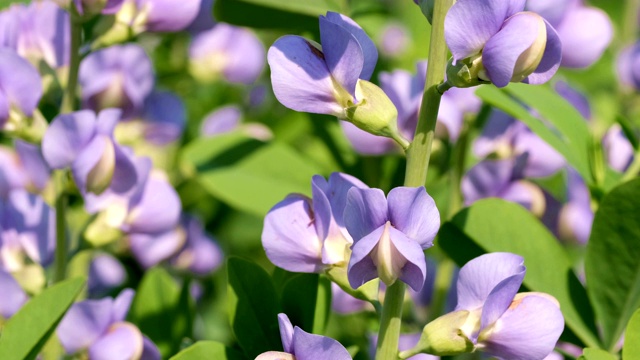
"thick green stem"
404,0,455,188
61,7,83,114
375,281,406,360
375,0,454,359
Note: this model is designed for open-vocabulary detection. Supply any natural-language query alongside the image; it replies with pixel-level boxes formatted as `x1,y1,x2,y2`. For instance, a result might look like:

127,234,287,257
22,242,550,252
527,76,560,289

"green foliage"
438,199,601,348
585,179,640,351
170,341,247,360
624,309,640,359
577,348,618,360
281,273,332,334
0,277,85,360
227,257,282,358
182,133,323,216
128,268,194,358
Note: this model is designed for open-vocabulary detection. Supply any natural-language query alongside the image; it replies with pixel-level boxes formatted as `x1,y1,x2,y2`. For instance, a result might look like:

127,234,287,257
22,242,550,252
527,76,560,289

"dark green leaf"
0,277,85,360
439,199,600,348
281,273,332,334
623,308,640,359
585,179,640,351
128,268,194,358
227,257,282,358
577,348,617,360
169,341,246,360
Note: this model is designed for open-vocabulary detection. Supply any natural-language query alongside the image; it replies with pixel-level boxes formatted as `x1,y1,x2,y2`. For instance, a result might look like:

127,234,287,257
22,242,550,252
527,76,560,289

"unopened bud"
414,310,476,356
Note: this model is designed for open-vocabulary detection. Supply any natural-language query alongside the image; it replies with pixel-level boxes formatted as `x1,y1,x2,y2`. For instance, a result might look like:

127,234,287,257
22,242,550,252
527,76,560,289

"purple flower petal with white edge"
15,140,50,191
268,36,344,116
129,228,185,269
125,172,181,234
87,322,144,360
555,6,612,69
139,0,201,32
387,186,439,249
0,269,28,318
444,0,526,61
291,326,352,360
324,12,377,81
480,293,564,360
42,110,97,169
348,224,386,288
141,336,162,360
344,188,388,242
319,15,364,97
482,12,545,88
57,297,114,354
262,194,324,273
200,105,242,137
0,48,43,120
455,252,525,312
523,19,562,85
278,313,294,353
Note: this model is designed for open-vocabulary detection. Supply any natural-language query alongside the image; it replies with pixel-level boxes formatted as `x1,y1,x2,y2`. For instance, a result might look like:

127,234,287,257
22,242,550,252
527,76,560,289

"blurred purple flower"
256,313,352,360
444,0,562,88
200,105,272,141
473,110,565,178
88,252,127,298
0,1,70,69
138,90,186,145
74,0,125,15
79,44,154,118
190,23,264,85
262,173,367,273
379,24,409,58
554,81,591,120
268,12,377,117
603,124,635,172
370,333,439,360
133,0,201,32
453,253,564,359
186,0,215,33
0,48,43,130
344,186,440,291
557,169,593,244
331,282,369,314
0,269,28,318
42,109,138,196
170,215,224,276
0,147,30,197
57,289,161,359
527,0,613,69
14,140,51,192
617,42,640,90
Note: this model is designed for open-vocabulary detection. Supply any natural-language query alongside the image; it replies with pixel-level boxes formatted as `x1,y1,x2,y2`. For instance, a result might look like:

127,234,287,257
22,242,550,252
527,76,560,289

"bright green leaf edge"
169,341,246,360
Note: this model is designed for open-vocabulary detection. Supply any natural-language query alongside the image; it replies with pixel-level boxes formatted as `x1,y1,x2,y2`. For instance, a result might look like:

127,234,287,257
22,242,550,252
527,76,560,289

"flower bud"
345,80,409,149
509,12,548,83
445,56,488,89
86,138,116,195
325,264,379,304
413,310,477,356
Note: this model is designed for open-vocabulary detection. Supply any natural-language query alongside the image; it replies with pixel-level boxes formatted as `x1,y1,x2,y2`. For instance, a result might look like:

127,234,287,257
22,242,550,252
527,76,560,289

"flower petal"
111,288,135,323
325,172,368,230
42,110,97,169
291,326,352,360
0,269,28,318
278,313,294,353
0,48,42,117
344,187,388,242
387,186,439,249
129,228,185,268
524,19,562,85
513,130,565,178
126,173,181,234
324,12,377,81
555,6,612,69
88,253,127,298
262,194,324,273
455,252,525,311
473,110,517,158
461,159,514,205
268,35,343,116
141,0,201,32
444,0,526,61
389,226,428,292
319,15,364,97
57,298,114,354
88,322,144,360
480,270,526,331
348,224,386,289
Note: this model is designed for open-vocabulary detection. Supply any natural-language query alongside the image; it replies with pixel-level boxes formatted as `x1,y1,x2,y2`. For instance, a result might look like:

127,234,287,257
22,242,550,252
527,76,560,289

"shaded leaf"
170,341,246,360
281,273,332,334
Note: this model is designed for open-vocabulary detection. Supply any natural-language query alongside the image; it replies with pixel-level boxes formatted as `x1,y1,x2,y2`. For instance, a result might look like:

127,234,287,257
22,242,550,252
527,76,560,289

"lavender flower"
190,23,265,85
0,269,28,318
331,282,369,314
88,253,127,298
444,0,562,88
42,109,138,196
415,253,564,359
255,313,352,360
379,24,409,58
526,0,613,69
603,124,634,172
557,169,593,244
0,48,43,131
79,44,154,118
262,173,367,273
617,42,640,91
116,0,201,33
344,186,440,291
57,289,161,359
137,90,186,145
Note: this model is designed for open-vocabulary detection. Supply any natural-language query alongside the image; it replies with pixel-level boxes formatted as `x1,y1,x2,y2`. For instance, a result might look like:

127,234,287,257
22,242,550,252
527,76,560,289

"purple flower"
444,0,562,88
79,44,154,118
417,253,564,358
0,147,31,197
371,333,439,360
57,289,161,359
189,23,265,85
262,173,367,273
344,186,440,291
617,42,640,91
268,12,377,118
255,313,352,360
130,0,202,32
186,0,215,33
379,24,409,58
554,81,591,120
200,105,242,136
88,252,127,298
0,269,28,318
137,90,186,145
170,215,224,276
603,124,634,173
0,48,43,130
331,282,369,314
527,0,613,69
557,169,593,244
14,140,51,192
42,109,138,196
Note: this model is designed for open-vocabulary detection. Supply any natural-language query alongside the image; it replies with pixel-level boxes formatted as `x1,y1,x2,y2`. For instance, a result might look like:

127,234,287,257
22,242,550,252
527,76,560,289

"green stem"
375,281,406,360
53,171,68,283
404,0,455,188
61,6,83,114
623,0,640,44
375,1,454,359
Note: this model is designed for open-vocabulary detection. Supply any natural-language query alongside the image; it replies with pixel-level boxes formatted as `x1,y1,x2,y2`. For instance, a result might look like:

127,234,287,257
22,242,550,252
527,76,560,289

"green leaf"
169,341,246,360
183,135,322,216
227,257,282,358
439,199,601,348
214,0,341,33
577,348,617,360
281,273,332,334
585,178,640,351
128,268,194,358
624,308,640,359
0,277,85,360
475,85,591,183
